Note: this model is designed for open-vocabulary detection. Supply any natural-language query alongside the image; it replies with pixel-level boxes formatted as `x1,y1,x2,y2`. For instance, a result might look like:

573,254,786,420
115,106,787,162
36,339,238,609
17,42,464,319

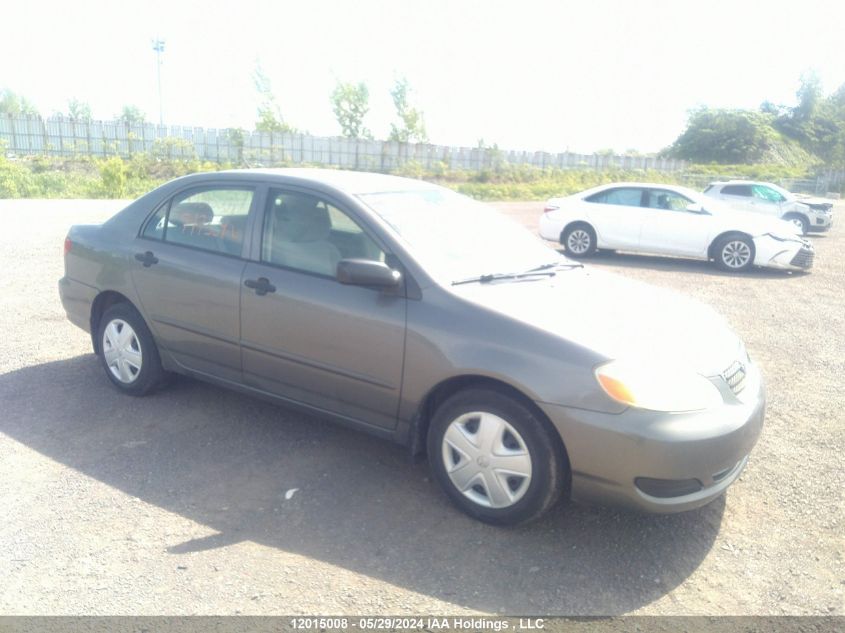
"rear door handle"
244,277,276,296
134,251,159,267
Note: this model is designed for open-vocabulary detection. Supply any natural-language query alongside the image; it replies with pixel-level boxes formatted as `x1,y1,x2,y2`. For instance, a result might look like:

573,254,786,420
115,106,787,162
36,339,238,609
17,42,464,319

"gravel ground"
0,198,842,616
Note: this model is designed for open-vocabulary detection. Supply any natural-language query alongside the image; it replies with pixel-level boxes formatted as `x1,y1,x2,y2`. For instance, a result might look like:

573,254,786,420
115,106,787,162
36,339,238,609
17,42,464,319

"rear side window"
720,184,752,197
142,187,255,256
585,188,644,207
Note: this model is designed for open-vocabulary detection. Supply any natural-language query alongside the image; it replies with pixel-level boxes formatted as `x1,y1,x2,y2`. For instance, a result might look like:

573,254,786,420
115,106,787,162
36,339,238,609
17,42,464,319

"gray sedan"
59,169,764,525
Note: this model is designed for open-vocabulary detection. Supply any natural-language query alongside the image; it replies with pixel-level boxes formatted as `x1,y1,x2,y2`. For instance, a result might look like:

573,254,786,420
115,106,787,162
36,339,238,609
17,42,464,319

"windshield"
358,188,565,283
765,182,795,200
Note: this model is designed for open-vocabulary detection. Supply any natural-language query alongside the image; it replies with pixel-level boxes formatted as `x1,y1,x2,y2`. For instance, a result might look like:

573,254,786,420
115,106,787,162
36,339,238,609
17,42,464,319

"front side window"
751,185,786,203
586,188,644,207
143,187,254,256
720,184,752,197
262,190,385,277
645,189,692,211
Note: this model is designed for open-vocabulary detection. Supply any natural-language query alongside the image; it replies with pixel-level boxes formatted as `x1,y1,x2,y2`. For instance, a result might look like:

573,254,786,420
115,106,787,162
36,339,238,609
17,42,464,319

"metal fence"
0,114,688,173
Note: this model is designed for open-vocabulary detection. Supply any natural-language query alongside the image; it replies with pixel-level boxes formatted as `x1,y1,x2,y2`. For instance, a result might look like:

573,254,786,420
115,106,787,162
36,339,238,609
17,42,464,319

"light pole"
152,38,165,126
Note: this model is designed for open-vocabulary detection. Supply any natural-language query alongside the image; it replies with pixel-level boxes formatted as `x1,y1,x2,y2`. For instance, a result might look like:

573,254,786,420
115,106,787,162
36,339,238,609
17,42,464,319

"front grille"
721,360,747,395
790,247,814,269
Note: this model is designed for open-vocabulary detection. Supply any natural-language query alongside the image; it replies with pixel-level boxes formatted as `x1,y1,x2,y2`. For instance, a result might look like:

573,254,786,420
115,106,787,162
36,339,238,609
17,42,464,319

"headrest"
273,195,331,242
172,201,213,224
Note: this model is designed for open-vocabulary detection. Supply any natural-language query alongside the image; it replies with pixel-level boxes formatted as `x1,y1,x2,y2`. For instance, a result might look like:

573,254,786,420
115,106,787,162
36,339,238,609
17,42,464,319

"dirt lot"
0,198,842,615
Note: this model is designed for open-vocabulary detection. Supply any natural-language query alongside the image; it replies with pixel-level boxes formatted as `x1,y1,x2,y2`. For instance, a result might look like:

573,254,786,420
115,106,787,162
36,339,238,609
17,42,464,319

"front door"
239,188,406,430
638,188,711,257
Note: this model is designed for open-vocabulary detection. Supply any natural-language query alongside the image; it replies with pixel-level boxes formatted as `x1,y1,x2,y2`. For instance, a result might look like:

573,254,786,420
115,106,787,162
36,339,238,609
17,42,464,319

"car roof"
215,167,441,195
575,182,700,196
708,180,776,186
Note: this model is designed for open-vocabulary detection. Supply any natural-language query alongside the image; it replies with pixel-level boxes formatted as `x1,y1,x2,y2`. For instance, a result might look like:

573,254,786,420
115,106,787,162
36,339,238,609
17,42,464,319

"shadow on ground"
0,356,726,614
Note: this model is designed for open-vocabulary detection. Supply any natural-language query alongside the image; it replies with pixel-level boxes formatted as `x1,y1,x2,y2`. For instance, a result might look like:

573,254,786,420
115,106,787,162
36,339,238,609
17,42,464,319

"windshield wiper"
452,270,557,286
452,261,584,286
527,261,585,272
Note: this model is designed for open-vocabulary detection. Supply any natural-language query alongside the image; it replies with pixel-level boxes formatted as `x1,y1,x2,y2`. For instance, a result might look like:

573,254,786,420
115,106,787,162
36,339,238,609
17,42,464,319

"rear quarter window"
720,184,752,197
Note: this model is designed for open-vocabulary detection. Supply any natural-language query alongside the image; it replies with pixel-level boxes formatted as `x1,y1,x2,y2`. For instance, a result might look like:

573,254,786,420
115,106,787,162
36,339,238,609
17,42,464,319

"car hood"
453,268,742,376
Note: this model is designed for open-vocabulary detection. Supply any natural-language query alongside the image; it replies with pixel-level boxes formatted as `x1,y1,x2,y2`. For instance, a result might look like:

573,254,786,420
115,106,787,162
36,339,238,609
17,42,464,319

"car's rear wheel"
97,303,164,396
783,213,809,235
427,387,568,525
562,223,597,258
714,235,755,272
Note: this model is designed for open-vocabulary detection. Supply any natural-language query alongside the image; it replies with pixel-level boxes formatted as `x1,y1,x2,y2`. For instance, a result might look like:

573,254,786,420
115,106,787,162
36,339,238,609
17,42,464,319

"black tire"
96,303,165,396
713,234,756,273
783,213,809,235
561,223,597,258
427,387,569,526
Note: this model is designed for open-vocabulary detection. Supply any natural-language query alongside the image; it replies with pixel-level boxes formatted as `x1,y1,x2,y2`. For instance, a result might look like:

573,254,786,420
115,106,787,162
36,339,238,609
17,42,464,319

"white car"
703,180,833,235
539,182,814,272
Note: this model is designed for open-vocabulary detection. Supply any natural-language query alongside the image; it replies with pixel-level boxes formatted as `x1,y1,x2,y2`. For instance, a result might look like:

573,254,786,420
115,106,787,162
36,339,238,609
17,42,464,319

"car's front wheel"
561,223,597,258
427,387,568,525
97,303,165,396
713,234,755,272
783,213,809,235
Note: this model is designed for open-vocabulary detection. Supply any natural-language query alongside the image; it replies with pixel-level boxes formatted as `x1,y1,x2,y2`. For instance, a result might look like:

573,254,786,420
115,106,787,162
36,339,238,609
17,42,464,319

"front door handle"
134,251,159,267
244,277,276,296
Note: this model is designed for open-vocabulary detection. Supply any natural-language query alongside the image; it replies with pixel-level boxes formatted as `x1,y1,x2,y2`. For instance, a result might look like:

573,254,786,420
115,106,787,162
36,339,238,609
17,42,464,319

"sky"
1,0,844,154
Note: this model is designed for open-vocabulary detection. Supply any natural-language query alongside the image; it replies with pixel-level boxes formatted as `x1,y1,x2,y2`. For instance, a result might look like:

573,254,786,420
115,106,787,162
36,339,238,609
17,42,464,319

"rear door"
638,188,711,257
583,187,646,249
130,185,258,382
239,186,406,430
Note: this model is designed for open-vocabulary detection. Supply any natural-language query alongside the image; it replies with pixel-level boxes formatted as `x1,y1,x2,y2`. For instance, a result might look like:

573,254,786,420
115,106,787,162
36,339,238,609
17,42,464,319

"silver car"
59,169,765,525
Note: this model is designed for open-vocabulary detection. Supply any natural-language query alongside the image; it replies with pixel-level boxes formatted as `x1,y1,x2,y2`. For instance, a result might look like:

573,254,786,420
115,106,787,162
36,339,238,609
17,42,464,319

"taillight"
64,237,72,255
543,205,559,214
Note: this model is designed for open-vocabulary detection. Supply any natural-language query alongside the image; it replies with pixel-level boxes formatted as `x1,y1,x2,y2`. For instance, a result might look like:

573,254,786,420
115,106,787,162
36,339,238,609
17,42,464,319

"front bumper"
537,361,765,513
807,210,833,232
753,235,814,271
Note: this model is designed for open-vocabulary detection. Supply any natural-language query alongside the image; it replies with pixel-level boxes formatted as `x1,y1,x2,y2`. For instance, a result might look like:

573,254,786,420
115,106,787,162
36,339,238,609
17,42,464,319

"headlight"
595,360,722,412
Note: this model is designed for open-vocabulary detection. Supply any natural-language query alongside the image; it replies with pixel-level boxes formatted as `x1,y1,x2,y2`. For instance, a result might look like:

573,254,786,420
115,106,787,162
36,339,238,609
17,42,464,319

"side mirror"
336,258,402,288
685,203,707,214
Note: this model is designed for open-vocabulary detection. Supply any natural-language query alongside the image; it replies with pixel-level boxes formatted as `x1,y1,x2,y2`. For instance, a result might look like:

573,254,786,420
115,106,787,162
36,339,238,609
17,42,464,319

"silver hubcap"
441,412,533,509
721,240,752,269
102,319,143,384
566,229,591,254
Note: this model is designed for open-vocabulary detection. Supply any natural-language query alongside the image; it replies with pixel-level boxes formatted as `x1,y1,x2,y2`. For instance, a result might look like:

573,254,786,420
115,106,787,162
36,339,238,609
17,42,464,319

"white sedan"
539,182,814,272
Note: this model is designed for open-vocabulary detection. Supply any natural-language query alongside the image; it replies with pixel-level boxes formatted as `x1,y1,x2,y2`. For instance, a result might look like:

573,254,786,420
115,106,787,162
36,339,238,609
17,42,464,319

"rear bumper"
58,276,98,333
537,363,765,513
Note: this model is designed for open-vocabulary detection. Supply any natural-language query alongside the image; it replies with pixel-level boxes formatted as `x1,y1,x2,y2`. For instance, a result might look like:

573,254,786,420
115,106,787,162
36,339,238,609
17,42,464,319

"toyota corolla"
59,169,764,525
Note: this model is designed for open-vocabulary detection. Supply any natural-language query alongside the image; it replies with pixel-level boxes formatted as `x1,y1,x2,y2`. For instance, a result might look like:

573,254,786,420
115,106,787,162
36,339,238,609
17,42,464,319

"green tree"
0,89,39,117
669,107,778,164
117,105,145,126
330,81,371,138
67,98,92,122
388,77,427,143
253,64,296,133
